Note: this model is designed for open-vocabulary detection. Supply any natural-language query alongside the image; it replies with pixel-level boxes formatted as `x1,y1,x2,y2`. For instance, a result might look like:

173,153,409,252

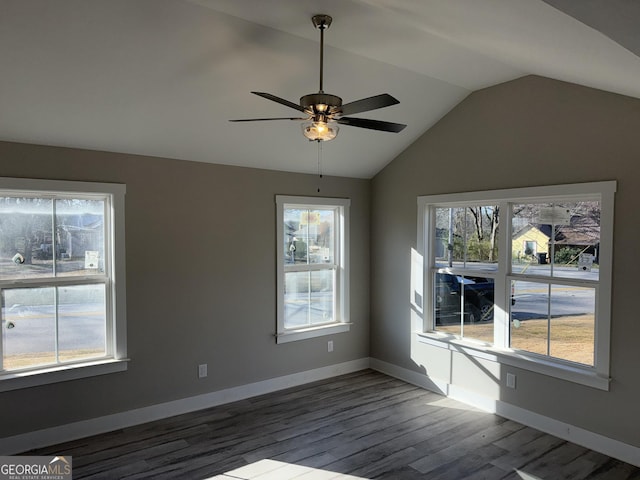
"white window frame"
416,181,615,390
276,195,350,343
0,177,127,392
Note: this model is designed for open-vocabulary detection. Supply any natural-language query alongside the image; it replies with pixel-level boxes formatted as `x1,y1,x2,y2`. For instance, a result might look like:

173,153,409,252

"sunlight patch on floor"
207,459,369,479
426,397,484,412
514,469,544,480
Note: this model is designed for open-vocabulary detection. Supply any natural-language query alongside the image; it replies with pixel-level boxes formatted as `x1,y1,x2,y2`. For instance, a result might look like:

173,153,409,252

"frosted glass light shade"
301,120,339,141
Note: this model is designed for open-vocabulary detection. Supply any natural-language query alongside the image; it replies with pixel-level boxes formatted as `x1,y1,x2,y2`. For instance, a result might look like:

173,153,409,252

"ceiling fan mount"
230,14,407,142
311,14,332,30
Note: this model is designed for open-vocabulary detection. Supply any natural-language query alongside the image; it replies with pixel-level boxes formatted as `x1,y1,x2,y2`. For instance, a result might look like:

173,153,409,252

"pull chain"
317,140,323,192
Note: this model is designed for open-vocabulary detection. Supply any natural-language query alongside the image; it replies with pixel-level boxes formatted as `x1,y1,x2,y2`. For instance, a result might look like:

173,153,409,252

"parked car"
435,273,494,324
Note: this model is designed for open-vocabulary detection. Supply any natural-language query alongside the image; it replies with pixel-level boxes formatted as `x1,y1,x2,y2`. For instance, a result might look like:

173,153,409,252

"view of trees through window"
433,204,499,343
435,205,499,268
431,198,602,366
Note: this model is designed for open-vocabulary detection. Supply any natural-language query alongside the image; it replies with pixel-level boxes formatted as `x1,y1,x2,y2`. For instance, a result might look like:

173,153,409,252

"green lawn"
438,315,594,366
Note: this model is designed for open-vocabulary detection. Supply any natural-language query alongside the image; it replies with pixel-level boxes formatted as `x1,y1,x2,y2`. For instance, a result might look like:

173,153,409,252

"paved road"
512,281,594,320
2,303,105,356
512,263,599,281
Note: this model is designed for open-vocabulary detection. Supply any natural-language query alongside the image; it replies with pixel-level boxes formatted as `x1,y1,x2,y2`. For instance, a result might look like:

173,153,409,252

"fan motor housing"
300,93,342,114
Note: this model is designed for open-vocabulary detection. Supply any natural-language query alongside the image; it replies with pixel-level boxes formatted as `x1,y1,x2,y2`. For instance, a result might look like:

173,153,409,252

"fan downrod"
312,15,332,92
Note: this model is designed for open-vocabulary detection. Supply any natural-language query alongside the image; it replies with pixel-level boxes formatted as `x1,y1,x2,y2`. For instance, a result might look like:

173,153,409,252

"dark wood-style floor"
28,370,640,479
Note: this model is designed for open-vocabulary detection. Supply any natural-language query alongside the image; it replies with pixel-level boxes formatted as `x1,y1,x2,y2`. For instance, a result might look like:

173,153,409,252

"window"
0,177,127,391
417,181,615,389
524,240,537,257
276,196,350,343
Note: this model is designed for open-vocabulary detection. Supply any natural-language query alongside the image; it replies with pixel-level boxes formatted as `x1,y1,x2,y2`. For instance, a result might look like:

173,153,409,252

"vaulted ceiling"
1,0,640,178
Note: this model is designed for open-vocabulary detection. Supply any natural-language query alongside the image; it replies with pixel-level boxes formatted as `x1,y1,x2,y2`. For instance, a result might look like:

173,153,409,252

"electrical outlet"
506,372,516,389
198,364,208,379
327,340,334,352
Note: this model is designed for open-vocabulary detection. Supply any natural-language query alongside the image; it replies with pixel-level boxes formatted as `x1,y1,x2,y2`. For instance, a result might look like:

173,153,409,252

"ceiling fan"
230,14,407,142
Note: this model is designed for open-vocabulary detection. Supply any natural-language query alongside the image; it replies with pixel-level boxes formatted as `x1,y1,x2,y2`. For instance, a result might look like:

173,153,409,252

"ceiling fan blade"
338,116,407,133
339,94,400,116
229,117,307,122
251,92,306,113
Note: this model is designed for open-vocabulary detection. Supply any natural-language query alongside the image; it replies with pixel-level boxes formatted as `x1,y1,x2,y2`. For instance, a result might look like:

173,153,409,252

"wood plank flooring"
26,370,640,479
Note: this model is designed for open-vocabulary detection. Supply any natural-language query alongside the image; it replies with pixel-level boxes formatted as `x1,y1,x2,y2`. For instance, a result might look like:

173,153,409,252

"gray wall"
371,75,640,447
0,141,370,438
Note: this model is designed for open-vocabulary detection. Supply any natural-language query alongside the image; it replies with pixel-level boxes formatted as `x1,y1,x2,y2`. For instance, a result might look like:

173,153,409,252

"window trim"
275,195,350,344
0,177,127,392
416,181,615,390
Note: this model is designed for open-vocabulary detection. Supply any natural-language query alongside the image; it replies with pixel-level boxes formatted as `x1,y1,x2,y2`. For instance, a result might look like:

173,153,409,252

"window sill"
415,331,610,391
0,358,129,392
277,323,351,344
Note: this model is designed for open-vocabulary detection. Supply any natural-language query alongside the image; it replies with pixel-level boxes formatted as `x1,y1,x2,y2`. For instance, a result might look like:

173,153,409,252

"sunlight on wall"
212,459,369,479
410,247,451,384
409,246,504,399
410,248,424,315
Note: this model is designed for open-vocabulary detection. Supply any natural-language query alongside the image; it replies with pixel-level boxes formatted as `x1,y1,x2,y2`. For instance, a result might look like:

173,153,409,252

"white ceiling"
1,0,640,178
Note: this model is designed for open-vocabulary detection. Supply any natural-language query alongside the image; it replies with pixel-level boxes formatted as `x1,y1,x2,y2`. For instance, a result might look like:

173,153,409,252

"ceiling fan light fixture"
302,119,339,141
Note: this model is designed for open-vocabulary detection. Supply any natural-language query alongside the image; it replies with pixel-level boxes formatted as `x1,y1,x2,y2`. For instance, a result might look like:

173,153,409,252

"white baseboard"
370,358,640,468
0,358,370,455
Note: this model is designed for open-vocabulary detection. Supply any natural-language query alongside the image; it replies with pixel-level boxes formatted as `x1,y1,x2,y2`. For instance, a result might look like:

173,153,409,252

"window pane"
284,271,310,328
435,207,464,268
510,280,549,356
512,201,600,280
0,197,54,280
58,284,107,362
284,207,335,266
434,206,499,271
551,202,600,281
309,269,335,325
2,288,56,370
284,270,335,329
550,285,595,366
510,281,595,366
512,203,552,274
55,199,106,276
434,272,494,344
